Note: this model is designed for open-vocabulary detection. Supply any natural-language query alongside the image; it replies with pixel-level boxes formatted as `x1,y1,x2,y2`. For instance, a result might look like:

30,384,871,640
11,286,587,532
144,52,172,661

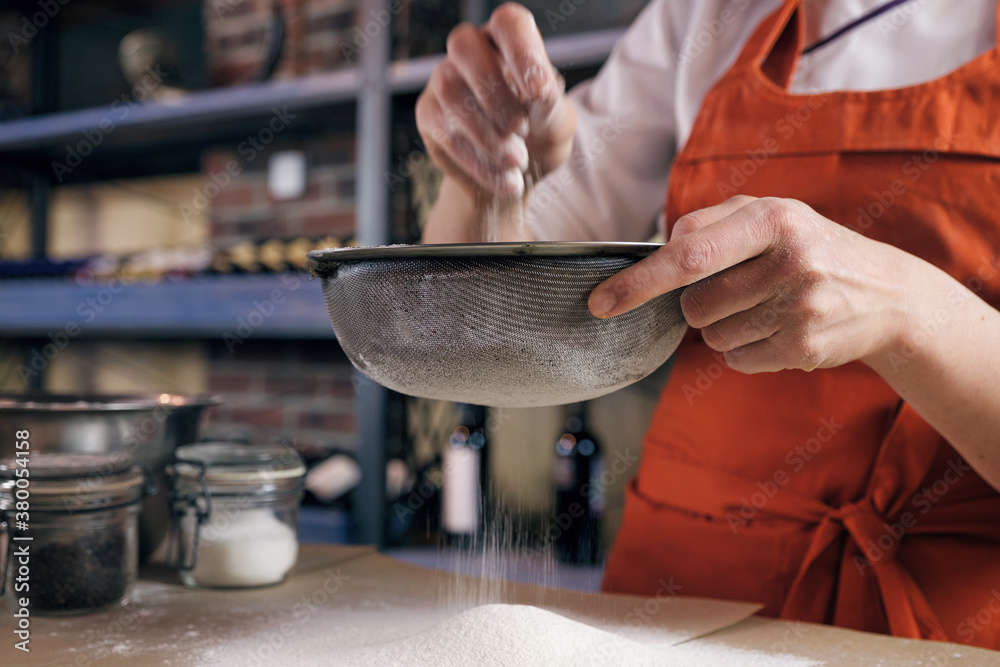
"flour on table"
337,604,818,667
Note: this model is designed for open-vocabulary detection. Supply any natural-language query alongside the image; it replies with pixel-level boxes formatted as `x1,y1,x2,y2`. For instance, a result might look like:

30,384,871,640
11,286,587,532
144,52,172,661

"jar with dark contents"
0,453,152,615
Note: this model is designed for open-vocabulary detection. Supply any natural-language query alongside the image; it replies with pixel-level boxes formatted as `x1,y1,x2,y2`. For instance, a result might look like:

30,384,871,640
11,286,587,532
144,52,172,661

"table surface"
3,544,999,666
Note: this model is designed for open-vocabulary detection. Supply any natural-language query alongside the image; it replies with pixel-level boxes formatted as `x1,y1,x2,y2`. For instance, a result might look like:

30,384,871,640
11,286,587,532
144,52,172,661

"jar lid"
0,453,148,513
170,443,305,490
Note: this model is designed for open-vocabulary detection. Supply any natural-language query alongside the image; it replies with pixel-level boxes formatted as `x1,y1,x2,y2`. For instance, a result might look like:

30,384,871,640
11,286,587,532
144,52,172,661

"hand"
588,196,914,373
416,3,576,203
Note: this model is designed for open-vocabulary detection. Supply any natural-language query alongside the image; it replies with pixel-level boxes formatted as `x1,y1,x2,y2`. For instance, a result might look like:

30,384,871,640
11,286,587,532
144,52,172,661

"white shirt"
526,0,998,241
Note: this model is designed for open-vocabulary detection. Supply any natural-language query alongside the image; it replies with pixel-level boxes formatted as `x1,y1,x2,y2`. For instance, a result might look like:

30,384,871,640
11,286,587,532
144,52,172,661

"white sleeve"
525,0,689,242
524,0,782,242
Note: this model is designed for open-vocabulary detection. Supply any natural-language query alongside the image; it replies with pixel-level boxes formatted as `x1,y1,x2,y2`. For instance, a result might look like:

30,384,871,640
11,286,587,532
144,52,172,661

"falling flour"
338,604,818,667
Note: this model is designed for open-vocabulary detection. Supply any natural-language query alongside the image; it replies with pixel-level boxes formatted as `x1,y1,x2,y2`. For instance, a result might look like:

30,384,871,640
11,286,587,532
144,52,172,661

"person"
416,0,1000,649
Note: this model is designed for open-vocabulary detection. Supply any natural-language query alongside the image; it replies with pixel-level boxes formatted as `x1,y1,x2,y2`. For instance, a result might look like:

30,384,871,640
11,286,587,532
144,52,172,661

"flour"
187,508,298,587
338,604,818,667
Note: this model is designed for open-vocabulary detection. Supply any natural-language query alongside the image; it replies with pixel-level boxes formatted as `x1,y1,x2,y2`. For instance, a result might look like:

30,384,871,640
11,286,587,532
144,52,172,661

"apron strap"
726,0,802,85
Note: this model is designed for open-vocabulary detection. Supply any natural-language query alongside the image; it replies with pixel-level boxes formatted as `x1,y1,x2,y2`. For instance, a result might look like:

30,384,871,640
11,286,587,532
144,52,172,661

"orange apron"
603,0,1000,649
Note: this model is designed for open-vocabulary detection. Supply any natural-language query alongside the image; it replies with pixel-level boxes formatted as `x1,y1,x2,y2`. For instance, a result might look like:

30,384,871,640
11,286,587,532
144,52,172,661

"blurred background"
0,0,662,571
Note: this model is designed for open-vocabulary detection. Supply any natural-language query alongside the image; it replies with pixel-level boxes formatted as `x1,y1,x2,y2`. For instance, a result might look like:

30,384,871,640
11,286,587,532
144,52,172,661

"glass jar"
166,442,306,589
0,453,151,616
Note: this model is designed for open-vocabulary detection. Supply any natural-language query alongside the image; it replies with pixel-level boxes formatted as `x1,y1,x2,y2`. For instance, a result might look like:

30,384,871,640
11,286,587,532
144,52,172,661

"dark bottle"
552,403,604,565
441,404,488,546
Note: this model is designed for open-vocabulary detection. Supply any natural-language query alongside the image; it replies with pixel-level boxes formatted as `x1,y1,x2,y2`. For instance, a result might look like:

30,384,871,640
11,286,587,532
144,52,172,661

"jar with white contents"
166,443,306,588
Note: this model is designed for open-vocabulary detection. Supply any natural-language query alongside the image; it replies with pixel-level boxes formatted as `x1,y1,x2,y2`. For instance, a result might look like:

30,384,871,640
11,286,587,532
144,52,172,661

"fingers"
446,23,528,136
670,195,757,239
720,329,824,375
486,4,558,106
679,255,783,328
699,300,783,354
416,91,525,197
486,3,574,149
428,60,528,170
417,4,576,200
590,198,790,318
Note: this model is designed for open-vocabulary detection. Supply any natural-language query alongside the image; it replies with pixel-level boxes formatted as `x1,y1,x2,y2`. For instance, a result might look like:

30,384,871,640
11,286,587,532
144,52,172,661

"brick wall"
202,339,358,456
200,0,362,454
205,0,360,86
204,133,357,247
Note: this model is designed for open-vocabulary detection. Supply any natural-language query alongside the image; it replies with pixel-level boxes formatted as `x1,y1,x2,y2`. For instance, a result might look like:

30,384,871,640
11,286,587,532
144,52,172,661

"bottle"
441,404,488,546
552,402,604,565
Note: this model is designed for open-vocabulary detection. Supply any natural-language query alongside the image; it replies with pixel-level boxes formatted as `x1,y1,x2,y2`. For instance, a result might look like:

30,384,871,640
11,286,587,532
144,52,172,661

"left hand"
588,195,912,373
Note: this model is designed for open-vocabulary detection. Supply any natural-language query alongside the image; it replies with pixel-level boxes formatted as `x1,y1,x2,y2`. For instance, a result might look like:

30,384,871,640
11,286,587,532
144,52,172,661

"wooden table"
4,544,998,665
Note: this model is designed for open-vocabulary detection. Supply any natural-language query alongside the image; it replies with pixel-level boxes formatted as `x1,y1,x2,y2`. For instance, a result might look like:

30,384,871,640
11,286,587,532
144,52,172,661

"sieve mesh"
313,246,687,408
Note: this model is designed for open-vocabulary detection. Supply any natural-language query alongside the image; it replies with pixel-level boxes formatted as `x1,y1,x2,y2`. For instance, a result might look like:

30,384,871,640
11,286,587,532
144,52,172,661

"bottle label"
553,457,575,490
589,455,605,515
442,446,480,534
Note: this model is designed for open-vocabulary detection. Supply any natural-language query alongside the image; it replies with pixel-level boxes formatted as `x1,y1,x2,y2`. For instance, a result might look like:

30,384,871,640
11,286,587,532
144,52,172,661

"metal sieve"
308,242,687,408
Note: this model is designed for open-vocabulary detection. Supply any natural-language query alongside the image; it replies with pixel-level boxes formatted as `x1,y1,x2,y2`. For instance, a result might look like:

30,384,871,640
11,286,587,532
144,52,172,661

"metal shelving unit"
0,68,361,173
0,0,625,547
0,274,332,338
0,30,623,170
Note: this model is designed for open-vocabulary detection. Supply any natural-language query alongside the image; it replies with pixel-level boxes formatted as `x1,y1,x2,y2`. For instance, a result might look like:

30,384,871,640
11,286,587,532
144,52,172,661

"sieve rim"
308,242,663,270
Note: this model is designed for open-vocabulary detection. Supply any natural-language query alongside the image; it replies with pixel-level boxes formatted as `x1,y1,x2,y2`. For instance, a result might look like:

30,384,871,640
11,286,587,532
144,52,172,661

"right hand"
416,3,577,203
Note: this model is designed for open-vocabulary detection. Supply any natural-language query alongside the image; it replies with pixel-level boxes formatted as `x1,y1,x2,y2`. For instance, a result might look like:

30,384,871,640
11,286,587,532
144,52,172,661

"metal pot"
0,393,221,563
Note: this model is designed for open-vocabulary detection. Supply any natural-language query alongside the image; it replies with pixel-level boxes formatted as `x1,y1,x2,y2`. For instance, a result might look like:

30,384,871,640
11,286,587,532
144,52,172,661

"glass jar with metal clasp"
0,453,154,616
165,442,306,589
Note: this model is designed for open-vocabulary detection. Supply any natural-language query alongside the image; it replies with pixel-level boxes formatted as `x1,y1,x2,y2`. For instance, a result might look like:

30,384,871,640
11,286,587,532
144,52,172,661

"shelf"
0,29,625,175
7,0,197,16
0,274,336,339
388,27,626,93
0,69,360,178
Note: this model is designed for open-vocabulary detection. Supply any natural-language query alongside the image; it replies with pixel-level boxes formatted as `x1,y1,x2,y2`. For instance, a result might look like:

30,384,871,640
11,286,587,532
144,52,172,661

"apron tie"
637,453,954,639
839,497,900,564
780,493,948,640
